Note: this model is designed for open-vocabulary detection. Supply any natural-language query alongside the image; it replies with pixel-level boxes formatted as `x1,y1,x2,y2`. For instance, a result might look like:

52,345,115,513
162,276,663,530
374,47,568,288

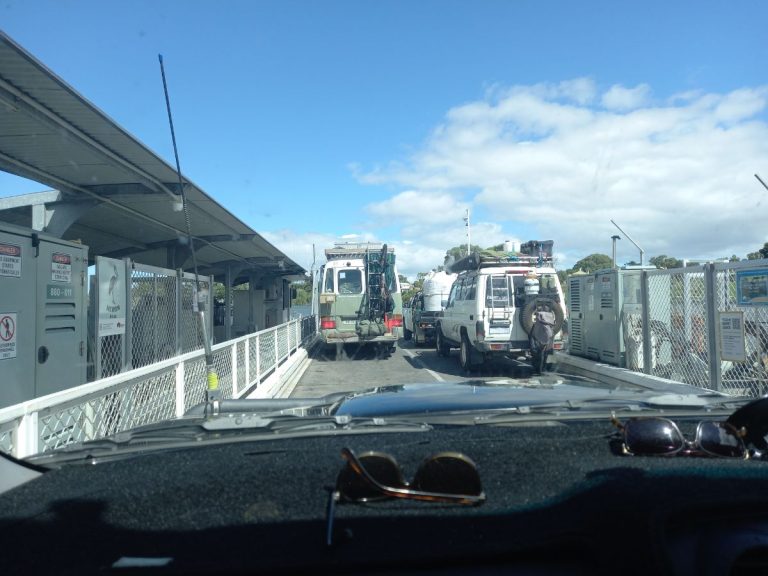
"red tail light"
389,314,403,327
320,317,336,330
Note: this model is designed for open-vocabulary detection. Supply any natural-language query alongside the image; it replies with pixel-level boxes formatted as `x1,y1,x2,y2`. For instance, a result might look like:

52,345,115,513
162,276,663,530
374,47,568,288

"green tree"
567,253,613,274
747,242,768,260
649,255,684,269
291,276,313,305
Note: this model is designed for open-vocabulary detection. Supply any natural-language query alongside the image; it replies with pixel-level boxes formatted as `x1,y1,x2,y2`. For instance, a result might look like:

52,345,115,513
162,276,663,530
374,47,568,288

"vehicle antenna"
158,54,220,416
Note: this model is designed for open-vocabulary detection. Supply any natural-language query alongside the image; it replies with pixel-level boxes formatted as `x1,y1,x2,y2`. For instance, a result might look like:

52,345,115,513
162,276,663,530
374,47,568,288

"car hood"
331,375,732,418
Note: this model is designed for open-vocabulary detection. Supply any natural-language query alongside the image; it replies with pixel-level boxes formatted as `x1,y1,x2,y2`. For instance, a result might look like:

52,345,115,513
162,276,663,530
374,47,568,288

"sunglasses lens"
624,418,685,455
697,422,746,457
336,452,406,501
411,453,483,495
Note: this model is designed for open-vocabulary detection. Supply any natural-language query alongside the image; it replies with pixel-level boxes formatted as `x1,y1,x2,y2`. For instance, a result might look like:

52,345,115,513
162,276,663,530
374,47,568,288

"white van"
435,242,566,371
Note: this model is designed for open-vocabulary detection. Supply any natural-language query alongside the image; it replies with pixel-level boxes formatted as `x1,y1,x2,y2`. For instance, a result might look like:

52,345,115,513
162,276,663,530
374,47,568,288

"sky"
1,0,767,279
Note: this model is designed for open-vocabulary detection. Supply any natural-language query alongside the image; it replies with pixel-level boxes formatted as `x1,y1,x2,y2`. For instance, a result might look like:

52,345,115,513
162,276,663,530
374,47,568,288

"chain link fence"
640,261,766,396
93,258,212,380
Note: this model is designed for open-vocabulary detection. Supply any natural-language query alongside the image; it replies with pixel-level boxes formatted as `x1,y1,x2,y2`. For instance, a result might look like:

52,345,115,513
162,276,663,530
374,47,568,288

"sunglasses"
611,415,748,458
326,447,486,546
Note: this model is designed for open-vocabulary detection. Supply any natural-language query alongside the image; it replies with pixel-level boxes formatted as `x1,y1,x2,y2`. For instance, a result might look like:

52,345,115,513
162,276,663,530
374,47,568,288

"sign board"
0,242,21,278
51,252,72,283
0,313,17,360
719,311,746,362
736,269,768,306
97,257,126,336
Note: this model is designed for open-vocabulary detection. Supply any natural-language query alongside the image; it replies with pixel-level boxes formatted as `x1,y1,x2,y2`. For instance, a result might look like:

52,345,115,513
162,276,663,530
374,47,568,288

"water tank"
422,271,456,311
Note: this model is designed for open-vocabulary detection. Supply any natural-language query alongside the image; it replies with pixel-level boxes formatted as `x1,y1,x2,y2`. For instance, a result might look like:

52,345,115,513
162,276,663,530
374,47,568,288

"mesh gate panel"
646,270,710,387
716,268,768,396
131,269,178,369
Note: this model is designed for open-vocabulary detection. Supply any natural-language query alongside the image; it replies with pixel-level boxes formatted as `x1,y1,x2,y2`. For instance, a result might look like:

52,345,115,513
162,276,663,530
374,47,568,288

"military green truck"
317,242,403,356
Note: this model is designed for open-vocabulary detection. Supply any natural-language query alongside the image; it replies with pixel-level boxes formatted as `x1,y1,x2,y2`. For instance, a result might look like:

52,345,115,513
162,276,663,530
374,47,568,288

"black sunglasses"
611,415,748,458
326,447,485,546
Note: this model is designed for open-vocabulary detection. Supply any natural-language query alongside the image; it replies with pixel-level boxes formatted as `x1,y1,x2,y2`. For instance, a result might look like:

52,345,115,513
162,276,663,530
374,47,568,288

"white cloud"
355,79,768,270
601,83,651,111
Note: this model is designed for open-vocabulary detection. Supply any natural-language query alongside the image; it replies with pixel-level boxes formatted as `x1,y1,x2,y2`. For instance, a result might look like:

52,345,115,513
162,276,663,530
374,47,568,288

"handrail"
0,316,317,459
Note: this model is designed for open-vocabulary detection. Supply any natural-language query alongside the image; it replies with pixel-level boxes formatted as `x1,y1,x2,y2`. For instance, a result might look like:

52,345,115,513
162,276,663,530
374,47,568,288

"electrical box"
0,222,88,408
567,268,644,367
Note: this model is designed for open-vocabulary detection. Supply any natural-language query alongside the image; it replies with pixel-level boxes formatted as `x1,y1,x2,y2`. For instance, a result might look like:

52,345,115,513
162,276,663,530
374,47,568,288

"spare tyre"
521,297,565,335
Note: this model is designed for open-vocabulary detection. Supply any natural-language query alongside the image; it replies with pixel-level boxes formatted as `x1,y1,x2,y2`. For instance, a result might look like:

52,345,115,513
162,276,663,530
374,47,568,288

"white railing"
0,316,317,459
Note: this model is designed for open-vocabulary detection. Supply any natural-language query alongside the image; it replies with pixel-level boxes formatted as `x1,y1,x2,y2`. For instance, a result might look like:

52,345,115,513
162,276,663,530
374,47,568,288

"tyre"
436,327,450,357
521,297,565,335
459,333,474,372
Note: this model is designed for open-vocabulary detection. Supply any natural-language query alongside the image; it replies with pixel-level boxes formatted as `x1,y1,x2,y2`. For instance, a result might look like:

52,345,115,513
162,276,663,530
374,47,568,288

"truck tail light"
476,321,485,342
386,314,403,328
320,317,336,330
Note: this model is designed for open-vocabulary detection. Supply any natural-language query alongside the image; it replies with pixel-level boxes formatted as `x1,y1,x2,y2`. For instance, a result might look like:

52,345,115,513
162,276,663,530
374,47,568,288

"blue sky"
1,0,767,278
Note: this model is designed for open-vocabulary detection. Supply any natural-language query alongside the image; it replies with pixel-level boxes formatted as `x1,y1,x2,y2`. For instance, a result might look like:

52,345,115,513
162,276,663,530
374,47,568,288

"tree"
747,242,768,260
567,253,613,275
649,255,683,269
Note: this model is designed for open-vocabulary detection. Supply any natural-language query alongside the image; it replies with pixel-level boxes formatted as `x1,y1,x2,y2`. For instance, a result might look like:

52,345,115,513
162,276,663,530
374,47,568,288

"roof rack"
447,240,554,273
325,242,395,261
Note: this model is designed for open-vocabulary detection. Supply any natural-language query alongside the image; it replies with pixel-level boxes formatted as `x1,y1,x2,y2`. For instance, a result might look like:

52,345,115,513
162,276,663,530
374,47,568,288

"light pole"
463,209,471,257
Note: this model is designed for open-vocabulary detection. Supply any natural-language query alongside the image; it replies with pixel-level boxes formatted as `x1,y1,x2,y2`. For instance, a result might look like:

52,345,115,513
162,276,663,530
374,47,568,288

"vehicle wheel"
436,327,450,357
404,327,412,341
521,297,565,335
459,333,474,372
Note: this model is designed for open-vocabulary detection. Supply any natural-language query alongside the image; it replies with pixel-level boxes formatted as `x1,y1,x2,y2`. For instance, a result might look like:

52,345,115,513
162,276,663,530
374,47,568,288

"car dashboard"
2,419,768,575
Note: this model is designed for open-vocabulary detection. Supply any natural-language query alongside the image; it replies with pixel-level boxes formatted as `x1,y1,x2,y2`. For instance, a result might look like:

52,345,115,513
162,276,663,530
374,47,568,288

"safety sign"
51,252,72,283
0,243,21,278
0,313,17,360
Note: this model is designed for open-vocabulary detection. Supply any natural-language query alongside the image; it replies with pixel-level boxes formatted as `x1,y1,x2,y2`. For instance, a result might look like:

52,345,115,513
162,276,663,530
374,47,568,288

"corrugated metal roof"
0,31,305,282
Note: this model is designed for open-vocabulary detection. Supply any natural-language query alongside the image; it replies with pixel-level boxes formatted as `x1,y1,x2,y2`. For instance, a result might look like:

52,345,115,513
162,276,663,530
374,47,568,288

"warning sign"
0,243,21,278
51,252,72,283
0,313,17,360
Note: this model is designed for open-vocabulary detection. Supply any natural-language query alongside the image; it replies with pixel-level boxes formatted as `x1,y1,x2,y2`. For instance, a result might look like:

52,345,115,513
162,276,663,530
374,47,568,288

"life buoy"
521,297,564,335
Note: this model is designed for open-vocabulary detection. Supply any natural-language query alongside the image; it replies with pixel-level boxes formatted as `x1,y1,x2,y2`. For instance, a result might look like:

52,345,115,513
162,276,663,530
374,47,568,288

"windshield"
1,3,767,574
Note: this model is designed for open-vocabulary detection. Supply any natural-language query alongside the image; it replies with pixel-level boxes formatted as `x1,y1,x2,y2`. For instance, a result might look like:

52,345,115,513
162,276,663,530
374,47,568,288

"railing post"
17,411,39,459
231,343,239,398
705,264,722,392
256,332,261,386
641,270,652,375
243,336,250,396
175,360,186,418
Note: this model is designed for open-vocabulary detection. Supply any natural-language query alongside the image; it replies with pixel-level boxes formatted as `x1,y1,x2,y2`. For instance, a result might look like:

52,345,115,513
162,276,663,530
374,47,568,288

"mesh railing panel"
237,341,247,391
260,332,277,375
0,420,16,454
37,369,177,452
212,347,234,399
249,336,260,384
183,357,208,412
277,325,289,362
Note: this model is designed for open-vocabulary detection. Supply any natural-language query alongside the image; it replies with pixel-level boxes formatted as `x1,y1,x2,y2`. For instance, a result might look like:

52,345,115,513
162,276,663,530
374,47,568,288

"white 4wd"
435,247,566,371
